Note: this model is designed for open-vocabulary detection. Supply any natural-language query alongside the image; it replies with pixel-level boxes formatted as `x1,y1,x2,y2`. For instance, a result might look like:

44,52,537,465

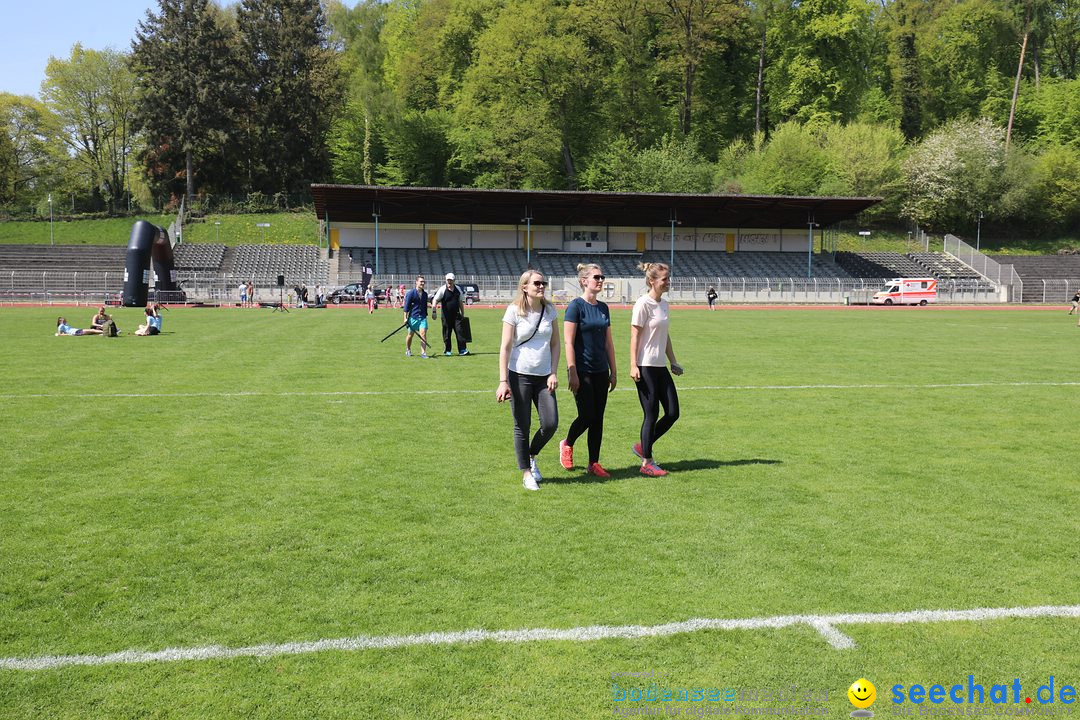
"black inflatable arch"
123,221,179,307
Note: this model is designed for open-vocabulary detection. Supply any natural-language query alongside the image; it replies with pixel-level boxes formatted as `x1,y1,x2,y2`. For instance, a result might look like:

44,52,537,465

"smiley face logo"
848,679,877,709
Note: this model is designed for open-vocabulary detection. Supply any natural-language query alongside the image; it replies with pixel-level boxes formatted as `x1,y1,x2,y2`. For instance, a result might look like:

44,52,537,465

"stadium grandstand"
0,186,1056,305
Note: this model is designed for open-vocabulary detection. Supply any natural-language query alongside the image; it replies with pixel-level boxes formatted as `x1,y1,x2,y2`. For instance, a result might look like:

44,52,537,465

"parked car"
328,283,385,305
458,282,480,305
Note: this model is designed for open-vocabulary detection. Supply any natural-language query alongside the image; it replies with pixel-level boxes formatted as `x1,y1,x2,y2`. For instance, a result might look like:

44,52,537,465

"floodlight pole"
522,206,532,268
215,221,221,243
807,214,816,279
49,194,54,246
976,211,983,251
669,208,678,275
372,202,381,275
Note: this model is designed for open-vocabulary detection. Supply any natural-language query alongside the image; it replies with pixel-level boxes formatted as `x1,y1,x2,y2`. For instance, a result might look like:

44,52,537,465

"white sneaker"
421,352,428,359
522,471,540,491
405,350,411,357
529,456,543,484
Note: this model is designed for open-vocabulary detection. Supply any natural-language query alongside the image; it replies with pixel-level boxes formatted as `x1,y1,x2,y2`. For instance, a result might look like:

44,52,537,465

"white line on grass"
3,604,1078,671
3,381,1080,400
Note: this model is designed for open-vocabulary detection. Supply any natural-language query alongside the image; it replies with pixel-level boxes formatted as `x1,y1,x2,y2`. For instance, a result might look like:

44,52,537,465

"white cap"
445,273,455,281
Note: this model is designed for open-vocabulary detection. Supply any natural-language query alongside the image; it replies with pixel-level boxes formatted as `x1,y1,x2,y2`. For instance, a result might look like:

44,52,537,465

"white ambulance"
871,278,938,305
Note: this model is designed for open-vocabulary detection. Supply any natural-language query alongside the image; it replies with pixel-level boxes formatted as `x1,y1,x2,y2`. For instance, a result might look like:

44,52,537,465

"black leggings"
565,371,610,464
635,366,680,459
508,370,559,470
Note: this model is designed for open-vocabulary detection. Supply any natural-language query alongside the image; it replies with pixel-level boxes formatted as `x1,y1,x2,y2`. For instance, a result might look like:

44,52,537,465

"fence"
0,268,1008,306
943,233,1022,301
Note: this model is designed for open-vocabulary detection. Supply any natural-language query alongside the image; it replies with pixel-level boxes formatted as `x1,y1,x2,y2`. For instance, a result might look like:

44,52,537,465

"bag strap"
516,304,546,347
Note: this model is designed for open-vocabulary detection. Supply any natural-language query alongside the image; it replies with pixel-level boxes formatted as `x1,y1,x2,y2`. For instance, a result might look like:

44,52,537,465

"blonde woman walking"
496,269,560,491
629,262,683,477
559,263,616,478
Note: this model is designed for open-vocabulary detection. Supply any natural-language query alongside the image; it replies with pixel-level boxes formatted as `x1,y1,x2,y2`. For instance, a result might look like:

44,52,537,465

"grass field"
0,212,320,246
1,305,1078,719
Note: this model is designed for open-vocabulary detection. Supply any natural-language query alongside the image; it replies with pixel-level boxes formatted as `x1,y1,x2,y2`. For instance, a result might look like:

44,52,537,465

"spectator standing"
403,276,431,358
707,285,718,310
559,263,616,478
496,269,560,491
629,262,683,477
365,286,376,314
431,272,470,356
239,282,248,307
398,283,406,308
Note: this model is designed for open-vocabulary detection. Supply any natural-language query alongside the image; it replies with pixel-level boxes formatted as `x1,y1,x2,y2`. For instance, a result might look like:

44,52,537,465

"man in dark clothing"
431,272,469,356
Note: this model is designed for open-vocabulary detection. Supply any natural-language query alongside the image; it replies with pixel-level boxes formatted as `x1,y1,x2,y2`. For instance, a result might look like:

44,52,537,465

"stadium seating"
989,255,1080,302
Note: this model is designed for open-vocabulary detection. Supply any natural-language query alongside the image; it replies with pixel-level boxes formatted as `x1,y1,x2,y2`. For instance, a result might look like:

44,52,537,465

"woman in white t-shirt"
496,269,560,491
629,262,683,477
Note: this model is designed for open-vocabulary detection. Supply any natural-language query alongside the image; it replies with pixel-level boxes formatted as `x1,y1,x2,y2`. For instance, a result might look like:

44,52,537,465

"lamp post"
256,222,270,243
976,211,983,251
522,207,533,268
215,221,221,243
49,193,54,246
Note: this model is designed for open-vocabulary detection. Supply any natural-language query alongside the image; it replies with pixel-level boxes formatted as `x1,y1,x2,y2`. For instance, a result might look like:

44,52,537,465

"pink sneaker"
559,439,574,469
587,462,611,478
639,461,668,477
632,443,644,459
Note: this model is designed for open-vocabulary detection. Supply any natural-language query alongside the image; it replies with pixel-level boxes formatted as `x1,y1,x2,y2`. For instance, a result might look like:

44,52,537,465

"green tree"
1046,0,1080,77
582,0,667,147
0,94,66,207
580,134,714,192
0,124,16,205
452,0,599,188
1013,76,1080,147
1029,143,1080,228
917,0,1018,127
738,121,828,194
902,117,1009,230
819,121,907,218
765,0,876,126
653,0,743,136
40,45,136,211
132,0,244,204
237,0,344,195
327,0,391,184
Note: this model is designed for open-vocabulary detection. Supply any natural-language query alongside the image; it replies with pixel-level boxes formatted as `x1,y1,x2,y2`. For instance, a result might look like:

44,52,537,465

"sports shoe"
632,442,644,459
459,349,470,355
559,439,574,469
405,350,411,357
529,456,543,484
444,351,453,356
421,352,428,359
587,462,611,478
522,471,540,491
639,461,668,477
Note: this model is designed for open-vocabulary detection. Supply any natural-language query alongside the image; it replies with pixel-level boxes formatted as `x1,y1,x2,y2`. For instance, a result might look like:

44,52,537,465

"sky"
0,1,158,98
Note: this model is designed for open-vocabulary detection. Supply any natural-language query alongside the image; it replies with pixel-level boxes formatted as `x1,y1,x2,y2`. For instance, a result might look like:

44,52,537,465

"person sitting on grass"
55,317,103,336
135,305,163,336
90,306,119,336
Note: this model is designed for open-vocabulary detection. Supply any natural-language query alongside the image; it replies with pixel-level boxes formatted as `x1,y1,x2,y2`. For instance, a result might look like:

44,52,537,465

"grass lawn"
0,212,321,247
0,305,1078,718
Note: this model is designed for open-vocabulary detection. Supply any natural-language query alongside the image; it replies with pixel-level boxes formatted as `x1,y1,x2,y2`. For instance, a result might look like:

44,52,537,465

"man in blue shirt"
402,275,431,358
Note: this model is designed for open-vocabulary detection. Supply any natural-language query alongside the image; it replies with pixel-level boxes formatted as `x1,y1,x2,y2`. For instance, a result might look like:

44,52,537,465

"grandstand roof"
312,185,880,229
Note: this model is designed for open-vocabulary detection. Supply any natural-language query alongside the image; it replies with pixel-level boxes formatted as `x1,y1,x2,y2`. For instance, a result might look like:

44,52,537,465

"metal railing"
0,268,1008,305
943,233,1023,301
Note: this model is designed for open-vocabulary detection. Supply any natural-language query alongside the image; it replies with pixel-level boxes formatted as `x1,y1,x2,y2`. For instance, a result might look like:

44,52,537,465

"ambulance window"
888,286,898,293
921,282,928,288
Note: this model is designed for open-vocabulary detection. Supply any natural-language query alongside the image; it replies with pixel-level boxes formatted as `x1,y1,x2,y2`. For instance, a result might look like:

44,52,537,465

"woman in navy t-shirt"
559,263,617,477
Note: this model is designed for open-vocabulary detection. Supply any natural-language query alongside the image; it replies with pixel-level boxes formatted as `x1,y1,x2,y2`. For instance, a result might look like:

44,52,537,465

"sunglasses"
531,280,548,287
591,274,605,281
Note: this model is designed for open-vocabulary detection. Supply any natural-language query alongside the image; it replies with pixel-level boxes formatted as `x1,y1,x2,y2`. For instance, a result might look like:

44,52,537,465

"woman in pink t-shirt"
629,262,684,477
